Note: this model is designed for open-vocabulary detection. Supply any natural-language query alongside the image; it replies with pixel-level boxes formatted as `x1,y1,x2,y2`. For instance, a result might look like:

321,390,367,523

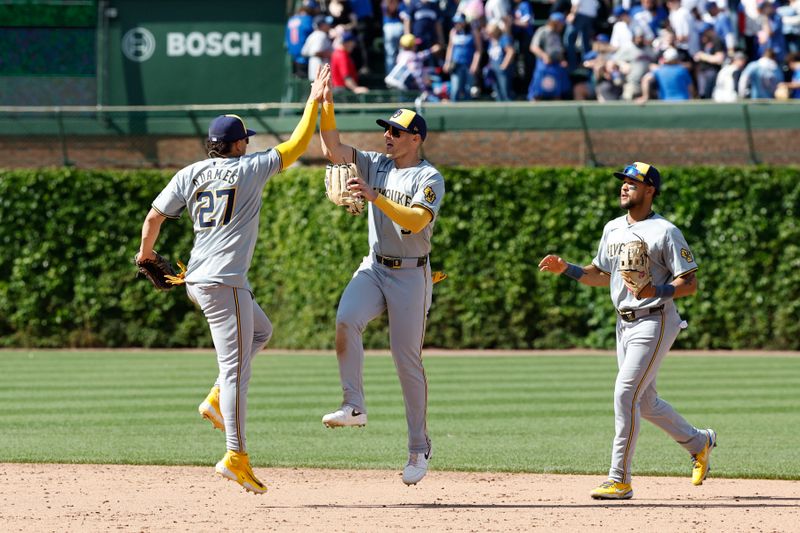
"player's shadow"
290,498,800,509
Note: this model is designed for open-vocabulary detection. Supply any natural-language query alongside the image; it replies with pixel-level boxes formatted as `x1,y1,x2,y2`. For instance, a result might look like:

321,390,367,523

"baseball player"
317,78,445,485
135,65,330,494
538,162,716,500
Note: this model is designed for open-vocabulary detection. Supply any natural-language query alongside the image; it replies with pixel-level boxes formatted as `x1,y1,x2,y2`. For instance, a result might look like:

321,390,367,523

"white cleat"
322,405,367,428
402,445,432,486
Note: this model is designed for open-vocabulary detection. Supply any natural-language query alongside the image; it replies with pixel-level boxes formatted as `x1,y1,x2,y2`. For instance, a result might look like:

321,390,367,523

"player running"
317,76,445,485
135,65,330,494
538,162,716,500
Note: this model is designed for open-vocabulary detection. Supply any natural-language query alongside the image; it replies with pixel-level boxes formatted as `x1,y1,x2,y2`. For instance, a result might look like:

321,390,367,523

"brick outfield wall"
1,129,798,169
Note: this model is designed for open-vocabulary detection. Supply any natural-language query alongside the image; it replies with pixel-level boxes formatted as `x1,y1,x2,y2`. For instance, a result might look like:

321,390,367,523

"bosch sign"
167,32,262,57
122,28,262,61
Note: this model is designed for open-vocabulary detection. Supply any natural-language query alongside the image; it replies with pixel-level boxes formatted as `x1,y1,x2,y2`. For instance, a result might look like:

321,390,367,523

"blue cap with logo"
208,114,256,142
376,108,428,141
614,162,661,194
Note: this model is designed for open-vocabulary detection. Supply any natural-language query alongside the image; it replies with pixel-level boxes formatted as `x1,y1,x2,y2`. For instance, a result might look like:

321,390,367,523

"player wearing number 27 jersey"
137,65,330,495
154,136,278,289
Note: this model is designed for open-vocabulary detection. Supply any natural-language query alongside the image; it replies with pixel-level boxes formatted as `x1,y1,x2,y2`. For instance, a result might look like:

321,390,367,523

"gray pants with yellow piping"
609,304,706,483
334,255,432,454
187,283,272,453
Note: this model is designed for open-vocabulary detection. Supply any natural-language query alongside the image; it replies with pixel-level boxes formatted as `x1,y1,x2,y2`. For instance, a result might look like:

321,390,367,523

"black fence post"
742,103,759,165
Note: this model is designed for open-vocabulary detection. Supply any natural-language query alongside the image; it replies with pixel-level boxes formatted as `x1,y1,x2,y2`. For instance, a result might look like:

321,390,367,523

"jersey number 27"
196,188,236,228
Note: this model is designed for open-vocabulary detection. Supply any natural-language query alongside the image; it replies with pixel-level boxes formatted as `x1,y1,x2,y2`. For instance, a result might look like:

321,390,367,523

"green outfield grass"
1,351,798,480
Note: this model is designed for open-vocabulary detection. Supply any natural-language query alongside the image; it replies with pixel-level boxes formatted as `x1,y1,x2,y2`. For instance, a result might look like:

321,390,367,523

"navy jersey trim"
151,204,181,220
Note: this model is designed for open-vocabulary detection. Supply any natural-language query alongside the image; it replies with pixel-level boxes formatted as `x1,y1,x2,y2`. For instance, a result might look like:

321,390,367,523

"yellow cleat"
691,429,717,486
590,479,633,500
199,386,224,431
215,450,267,495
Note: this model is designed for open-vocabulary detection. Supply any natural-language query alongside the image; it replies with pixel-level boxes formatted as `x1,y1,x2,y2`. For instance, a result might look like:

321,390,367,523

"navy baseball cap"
314,14,334,28
549,12,566,23
208,114,256,142
376,109,427,141
614,162,661,193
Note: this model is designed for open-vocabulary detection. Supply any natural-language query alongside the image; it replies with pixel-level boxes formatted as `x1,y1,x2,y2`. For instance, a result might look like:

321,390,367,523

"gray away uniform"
336,149,445,454
592,212,705,483
152,149,282,452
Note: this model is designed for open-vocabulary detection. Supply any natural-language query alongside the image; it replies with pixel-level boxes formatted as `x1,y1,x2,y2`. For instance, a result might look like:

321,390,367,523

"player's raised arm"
275,63,330,170
319,75,355,165
538,254,610,287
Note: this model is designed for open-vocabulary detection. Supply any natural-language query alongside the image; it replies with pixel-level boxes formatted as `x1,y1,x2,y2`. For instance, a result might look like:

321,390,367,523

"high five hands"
309,64,330,103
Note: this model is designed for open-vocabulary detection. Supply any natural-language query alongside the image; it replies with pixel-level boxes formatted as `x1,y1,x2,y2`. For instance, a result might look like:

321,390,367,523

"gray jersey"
354,149,445,258
592,213,698,310
152,150,282,289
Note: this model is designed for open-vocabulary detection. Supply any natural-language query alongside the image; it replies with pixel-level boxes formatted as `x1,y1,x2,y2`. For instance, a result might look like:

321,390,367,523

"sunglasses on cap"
621,164,642,178
620,164,654,185
383,125,404,138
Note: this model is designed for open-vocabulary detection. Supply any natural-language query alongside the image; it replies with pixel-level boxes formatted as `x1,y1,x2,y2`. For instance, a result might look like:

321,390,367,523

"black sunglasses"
383,125,404,138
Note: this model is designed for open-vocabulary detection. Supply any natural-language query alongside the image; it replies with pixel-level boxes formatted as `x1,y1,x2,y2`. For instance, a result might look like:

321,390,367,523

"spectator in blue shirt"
405,0,446,51
777,0,800,55
739,48,783,98
630,0,669,37
757,1,787,64
286,0,318,79
444,12,482,100
383,0,408,74
486,22,516,101
528,12,569,99
784,53,800,98
639,47,695,101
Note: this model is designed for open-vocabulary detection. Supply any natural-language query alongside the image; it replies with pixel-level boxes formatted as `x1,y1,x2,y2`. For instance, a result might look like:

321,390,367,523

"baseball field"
2,349,799,531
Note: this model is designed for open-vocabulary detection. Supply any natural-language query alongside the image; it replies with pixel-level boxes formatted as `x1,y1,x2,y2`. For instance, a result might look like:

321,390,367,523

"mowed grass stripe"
0,351,798,479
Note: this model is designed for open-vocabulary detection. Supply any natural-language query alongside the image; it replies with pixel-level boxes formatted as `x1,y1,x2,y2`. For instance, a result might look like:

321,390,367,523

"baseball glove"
325,163,366,216
134,252,183,291
618,239,652,298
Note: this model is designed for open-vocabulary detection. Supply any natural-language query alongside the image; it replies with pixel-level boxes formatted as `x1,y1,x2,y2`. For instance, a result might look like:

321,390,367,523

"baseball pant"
187,283,272,452
609,306,706,483
335,256,432,454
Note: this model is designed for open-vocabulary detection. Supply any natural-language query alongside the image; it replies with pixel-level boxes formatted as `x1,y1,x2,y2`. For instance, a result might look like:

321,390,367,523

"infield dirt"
2,463,798,532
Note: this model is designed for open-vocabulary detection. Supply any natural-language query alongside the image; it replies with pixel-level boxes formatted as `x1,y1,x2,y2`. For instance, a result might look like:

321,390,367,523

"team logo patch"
681,248,694,263
424,186,436,203
391,110,403,119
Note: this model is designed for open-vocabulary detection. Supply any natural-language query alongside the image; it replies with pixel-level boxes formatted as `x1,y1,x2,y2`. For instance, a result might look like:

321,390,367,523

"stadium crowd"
286,0,800,102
